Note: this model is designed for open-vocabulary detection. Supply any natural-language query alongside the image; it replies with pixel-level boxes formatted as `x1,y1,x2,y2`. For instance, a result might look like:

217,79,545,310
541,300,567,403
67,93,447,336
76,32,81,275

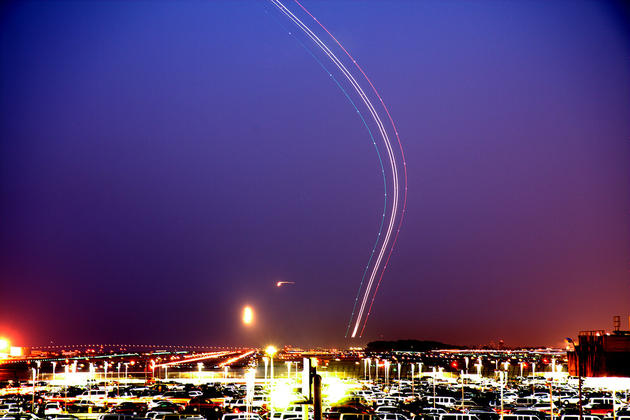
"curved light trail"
268,1,407,338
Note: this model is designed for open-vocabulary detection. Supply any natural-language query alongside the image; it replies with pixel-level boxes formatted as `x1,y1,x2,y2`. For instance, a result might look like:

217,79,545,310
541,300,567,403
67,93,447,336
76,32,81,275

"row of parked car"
2,373,630,420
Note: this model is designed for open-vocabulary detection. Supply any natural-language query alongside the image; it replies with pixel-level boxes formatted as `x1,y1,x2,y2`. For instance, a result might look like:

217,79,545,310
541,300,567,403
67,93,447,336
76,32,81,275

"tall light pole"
548,380,554,420
432,367,436,409
265,346,277,385
52,361,57,382
31,367,37,413
461,370,465,410
500,371,505,420
116,363,121,397
263,357,269,383
566,338,582,420
411,363,415,396
89,363,94,397
64,365,69,400
532,362,536,378
265,346,278,420
197,362,203,384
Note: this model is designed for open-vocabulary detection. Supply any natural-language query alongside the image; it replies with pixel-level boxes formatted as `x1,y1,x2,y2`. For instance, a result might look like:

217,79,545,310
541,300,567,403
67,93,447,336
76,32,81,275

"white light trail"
268,1,406,337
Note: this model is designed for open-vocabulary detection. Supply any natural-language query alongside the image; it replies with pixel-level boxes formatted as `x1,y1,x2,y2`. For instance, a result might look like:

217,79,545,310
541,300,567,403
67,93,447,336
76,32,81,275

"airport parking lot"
1,349,630,420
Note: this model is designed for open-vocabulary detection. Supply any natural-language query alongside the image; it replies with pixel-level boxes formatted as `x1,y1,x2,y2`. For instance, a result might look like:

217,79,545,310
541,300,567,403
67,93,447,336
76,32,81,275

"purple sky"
1,0,629,348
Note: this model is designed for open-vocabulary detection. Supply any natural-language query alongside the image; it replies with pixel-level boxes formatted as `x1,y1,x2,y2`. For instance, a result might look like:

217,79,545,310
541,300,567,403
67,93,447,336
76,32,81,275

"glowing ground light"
242,306,254,325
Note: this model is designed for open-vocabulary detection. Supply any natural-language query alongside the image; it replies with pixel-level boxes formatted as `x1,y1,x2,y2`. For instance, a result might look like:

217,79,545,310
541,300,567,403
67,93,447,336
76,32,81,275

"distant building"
567,319,630,377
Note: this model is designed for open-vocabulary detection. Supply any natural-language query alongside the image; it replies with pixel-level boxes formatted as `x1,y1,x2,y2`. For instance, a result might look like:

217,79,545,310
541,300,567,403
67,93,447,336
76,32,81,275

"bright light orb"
265,345,277,357
242,306,254,326
0,338,9,351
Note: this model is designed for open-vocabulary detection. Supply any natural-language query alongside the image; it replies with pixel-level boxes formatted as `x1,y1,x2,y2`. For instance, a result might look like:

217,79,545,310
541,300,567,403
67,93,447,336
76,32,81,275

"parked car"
110,403,148,416
44,403,62,416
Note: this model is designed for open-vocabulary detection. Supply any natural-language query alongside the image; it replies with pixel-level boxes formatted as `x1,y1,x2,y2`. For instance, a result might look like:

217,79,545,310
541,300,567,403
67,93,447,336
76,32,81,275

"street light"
532,362,536,378
64,365,69,399
411,363,415,396
263,357,269,382
499,371,505,420
116,363,121,397
89,363,94,395
432,367,436,408
265,346,278,420
32,367,36,413
265,346,277,385
566,338,582,420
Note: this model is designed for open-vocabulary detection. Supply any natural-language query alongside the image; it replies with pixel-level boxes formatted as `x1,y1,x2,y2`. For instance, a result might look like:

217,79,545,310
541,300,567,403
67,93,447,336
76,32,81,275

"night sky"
1,1,629,348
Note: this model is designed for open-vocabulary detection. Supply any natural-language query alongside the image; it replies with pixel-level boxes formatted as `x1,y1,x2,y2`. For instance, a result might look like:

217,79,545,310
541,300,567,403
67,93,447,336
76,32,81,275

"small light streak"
276,281,295,287
218,349,256,367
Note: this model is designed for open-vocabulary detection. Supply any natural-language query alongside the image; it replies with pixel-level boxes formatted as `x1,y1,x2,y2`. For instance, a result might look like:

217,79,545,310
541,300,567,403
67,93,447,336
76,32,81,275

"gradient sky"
1,0,629,348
